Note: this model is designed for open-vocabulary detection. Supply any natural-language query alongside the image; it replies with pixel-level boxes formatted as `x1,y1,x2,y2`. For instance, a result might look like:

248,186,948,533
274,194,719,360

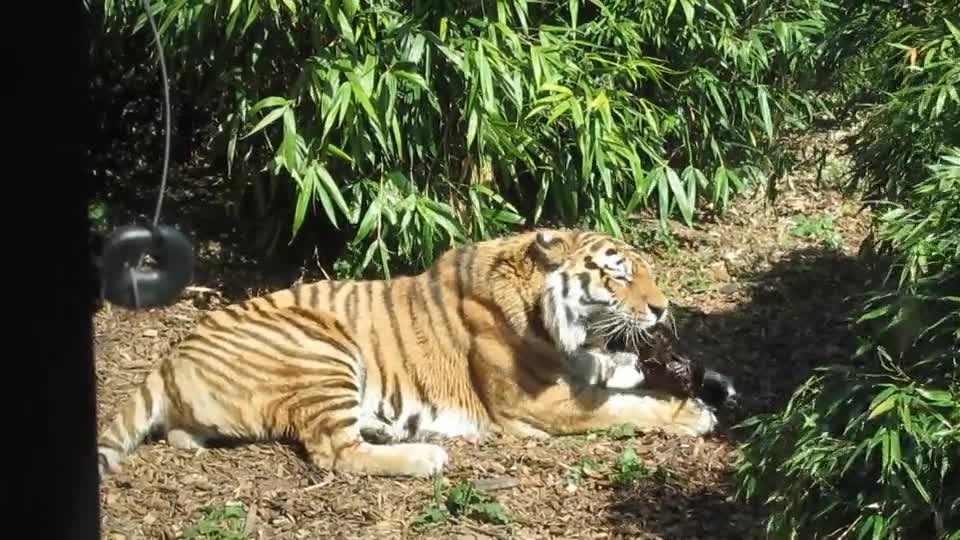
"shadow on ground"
603,246,868,539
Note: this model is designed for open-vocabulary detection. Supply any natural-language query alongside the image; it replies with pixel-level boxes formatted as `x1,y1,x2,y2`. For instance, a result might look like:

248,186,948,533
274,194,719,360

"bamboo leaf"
758,85,774,141
293,168,314,237
244,104,287,138
868,395,897,420
315,161,354,224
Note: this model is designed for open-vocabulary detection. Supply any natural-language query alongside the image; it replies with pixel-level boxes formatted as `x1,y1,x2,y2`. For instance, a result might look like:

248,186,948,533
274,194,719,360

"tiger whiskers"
589,313,653,354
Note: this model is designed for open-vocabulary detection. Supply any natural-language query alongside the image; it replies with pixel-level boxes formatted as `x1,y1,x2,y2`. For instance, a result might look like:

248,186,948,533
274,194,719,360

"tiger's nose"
649,304,667,320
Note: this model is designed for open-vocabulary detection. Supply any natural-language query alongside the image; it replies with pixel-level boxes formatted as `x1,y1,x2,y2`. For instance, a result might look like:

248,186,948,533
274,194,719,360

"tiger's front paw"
605,364,647,389
404,443,449,477
603,351,645,389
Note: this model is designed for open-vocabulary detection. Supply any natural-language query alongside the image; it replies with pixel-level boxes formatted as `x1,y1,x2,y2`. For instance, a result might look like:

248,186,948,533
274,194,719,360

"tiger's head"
532,229,670,356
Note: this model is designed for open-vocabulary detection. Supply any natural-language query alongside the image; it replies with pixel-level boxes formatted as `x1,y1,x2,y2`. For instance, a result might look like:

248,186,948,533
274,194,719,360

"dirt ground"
95,129,872,539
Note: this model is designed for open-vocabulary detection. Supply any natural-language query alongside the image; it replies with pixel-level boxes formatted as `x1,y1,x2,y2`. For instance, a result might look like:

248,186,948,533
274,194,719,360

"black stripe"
452,245,476,345
376,402,390,423
405,413,421,436
457,244,477,296
160,359,195,423
382,280,411,367
202,317,234,333
428,264,458,347
328,280,344,310
188,335,290,380
141,382,154,419
214,330,358,377
230,323,294,354
293,284,306,305
366,281,386,403
294,393,358,413
271,309,359,359
389,373,403,417
179,342,264,386
330,318,357,349
218,307,243,323
467,351,494,418
575,272,610,305
406,286,434,405
325,379,360,393
344,284,359,333
326,416,359,433
300,398,360,428
194,368,243,405
247,305,304,345
309,284,320,308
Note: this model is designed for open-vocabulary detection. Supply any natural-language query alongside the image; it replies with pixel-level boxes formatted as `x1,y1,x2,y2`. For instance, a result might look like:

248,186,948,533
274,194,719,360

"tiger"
96,228,731,479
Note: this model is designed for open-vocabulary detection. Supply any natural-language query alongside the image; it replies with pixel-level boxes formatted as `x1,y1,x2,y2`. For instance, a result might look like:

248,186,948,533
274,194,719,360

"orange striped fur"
97,228,718,478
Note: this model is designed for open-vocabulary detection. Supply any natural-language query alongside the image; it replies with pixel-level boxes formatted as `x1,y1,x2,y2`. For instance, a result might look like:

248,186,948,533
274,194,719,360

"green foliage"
182,504,248,540
734,4,959,539
611,447,651,485
839,3,960,202
788,213,843,250
90,0,831,276
736,142,959,539
413,477,510,529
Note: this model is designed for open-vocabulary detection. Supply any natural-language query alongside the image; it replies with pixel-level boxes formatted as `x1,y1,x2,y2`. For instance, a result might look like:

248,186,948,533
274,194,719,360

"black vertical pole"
24,0,100,538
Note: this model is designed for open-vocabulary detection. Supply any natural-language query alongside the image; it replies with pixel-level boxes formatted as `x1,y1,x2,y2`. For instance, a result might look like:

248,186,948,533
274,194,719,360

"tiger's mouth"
605,332,630,354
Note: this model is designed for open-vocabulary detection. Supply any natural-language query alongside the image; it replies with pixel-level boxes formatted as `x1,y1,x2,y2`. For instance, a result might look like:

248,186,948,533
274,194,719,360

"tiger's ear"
531,229,572,268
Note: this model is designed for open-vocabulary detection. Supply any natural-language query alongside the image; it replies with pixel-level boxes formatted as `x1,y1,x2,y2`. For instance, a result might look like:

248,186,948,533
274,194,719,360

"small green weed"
413,477,510,529
182,503,247,540
604,423,639,440
788,214,843,249
584,422,641,441
609,448,683,488
681,271,713,294
611,448,653,485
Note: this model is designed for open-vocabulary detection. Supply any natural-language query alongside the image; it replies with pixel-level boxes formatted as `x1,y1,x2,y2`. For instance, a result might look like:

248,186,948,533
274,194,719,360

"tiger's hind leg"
257,305,449,477
295,403,448,477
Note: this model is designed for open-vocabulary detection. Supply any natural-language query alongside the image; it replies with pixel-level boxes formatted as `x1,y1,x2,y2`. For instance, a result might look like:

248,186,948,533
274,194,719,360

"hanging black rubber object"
99,224,194,309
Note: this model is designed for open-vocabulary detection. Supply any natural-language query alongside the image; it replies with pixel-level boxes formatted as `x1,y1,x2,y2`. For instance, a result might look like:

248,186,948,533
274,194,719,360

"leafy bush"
841,4,960,203
88,0,831,275
735,148,959,540
734,5,959,538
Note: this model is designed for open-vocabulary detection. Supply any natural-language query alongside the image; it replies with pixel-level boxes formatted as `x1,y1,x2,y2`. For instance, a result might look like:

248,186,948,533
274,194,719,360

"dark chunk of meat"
633,326,705,399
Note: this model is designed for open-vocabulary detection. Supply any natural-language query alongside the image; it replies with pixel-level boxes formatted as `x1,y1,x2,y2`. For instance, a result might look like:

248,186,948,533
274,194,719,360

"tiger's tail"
96,366,169,477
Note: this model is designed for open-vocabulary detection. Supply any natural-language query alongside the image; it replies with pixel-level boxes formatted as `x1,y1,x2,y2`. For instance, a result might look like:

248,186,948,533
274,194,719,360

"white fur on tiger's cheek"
543,272,588,354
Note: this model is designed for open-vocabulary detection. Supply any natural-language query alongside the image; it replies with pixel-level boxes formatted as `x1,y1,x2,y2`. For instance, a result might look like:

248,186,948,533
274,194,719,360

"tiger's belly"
358,393,485,443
